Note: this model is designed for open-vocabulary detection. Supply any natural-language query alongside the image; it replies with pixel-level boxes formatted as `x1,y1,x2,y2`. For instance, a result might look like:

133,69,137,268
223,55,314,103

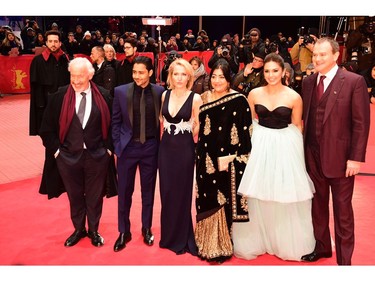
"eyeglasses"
250,33,258,37
253,58,264,63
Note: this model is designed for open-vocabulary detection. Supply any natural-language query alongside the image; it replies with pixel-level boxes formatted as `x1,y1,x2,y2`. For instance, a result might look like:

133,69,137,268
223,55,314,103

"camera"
239,82,253,94
351,48,359,62
241,33,252,46
163,51,182,67
301,35,315,46
266,41,278,54
221,47,230,57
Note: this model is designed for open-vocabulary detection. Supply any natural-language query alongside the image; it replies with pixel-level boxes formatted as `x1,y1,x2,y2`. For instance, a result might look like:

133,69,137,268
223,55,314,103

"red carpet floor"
1,94,375,279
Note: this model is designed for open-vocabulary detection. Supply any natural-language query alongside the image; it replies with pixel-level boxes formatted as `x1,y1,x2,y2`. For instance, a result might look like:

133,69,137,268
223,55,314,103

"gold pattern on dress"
194,207,233,260
240,196,248,212
200,93,243,113
230,123,239,145
205,153,215,174
229,161,249,221
217,190,226,205
204,114,211,135
195,182,199,199
236,154,249,164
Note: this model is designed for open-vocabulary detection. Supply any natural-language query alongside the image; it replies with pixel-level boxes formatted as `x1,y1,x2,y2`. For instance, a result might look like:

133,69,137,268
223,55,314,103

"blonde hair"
166,58,194,90
103,43,117,59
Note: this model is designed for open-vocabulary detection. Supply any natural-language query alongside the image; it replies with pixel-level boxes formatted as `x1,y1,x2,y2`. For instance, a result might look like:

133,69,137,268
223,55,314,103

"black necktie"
77,92,86,125
140,89,146,144
317,75,326,101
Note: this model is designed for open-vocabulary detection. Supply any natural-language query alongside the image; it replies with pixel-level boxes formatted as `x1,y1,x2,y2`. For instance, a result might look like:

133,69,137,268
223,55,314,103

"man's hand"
346,160,361,177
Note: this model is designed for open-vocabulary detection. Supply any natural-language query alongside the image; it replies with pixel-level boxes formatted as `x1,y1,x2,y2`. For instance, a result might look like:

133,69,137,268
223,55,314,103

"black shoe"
87,230,104,247
113,232,132,252
64,229,87,247
301,251,332,262
141,228,154,246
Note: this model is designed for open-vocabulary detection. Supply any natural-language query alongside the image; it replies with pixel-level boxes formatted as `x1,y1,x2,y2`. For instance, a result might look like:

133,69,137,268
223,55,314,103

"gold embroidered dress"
195,91,252,262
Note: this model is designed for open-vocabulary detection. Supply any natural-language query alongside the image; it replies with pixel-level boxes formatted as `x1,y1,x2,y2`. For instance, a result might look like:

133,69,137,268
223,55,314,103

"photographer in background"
360,60,375,103
290,27,317,75
232,50,266,97
208,34,239,78
161,50,182,88
238,27,266,64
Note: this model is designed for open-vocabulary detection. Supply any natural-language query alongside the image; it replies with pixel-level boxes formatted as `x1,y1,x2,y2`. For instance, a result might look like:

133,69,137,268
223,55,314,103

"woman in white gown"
232,53,316,261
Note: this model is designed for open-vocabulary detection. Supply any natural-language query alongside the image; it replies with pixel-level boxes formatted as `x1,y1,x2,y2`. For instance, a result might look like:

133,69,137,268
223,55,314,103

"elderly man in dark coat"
39,57,117,247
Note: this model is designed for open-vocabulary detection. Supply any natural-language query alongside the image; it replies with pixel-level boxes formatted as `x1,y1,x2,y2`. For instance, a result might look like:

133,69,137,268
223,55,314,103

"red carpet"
1,95,375,279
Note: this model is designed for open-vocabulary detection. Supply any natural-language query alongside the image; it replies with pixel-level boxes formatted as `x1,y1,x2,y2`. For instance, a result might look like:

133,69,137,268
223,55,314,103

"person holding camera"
232,51,266,97
290,33,315,75
361,60,375,103
208,34,239,79
238,28,266,65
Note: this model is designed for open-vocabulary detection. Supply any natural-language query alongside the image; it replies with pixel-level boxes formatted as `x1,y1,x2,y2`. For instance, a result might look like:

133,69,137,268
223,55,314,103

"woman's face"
190,60,199,71
105,49,114,61
371,66,375,80
172,64,189,89
7,33,15,41
211,68,228,93
263,61,284,86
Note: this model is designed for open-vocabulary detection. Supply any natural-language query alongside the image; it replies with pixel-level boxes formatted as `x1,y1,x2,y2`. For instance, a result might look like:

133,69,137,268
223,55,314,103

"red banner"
0,51,217,94
0,55,34,94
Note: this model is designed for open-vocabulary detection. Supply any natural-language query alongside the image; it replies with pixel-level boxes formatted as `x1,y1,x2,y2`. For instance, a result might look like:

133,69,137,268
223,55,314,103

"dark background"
6,16,346,42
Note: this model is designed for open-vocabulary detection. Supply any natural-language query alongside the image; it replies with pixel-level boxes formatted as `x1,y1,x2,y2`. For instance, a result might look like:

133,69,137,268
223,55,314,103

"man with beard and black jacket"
29,30,70,136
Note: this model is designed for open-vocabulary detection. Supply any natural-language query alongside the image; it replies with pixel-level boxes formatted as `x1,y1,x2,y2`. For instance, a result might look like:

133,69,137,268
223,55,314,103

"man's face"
70,65,92,93
124,43,136,57
46,34,61,53
132,63,152,88
313,41,339,75
90,48,100,64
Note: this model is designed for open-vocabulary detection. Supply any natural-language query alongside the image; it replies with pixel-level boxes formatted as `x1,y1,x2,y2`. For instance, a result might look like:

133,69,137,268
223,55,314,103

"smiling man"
111,56,164,252
301,37,370,265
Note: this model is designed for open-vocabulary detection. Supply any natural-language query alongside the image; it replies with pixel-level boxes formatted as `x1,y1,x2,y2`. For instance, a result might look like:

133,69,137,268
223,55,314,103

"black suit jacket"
39,83,117,199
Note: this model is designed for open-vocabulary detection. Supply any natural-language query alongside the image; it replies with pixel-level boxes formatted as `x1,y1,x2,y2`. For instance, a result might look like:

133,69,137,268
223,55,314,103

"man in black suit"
90,45,116,96
111,56,164,252
39,57,115,247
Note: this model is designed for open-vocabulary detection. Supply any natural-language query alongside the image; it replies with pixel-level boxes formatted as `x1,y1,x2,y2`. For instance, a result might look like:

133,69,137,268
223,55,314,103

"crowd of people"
22,16,374,266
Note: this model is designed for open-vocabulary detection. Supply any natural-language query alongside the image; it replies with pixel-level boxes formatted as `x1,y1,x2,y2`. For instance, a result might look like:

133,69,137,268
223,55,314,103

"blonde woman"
158,58,202,255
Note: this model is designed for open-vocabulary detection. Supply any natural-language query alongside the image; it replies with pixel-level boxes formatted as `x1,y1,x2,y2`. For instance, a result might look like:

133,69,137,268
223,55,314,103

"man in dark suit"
111,56,164,252
90,45,116,96
39,57,116,248
301,37,370,265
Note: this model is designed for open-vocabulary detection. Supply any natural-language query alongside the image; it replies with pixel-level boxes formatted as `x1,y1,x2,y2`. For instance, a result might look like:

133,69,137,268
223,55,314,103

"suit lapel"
323,69,344,125
126,83,135,128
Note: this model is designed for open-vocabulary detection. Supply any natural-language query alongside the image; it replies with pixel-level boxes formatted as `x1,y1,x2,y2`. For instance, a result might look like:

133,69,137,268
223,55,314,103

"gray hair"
68,57,95,77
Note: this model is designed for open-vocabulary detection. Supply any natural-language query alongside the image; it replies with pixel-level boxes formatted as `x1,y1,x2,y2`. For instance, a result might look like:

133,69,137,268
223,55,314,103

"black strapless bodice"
255,104,292,129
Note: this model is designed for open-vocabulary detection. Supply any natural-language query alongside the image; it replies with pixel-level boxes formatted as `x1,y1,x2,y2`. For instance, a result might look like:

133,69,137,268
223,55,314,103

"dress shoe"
87,230,104,247
64,229,87,247
113,232,132,252
142,228,154,246
301,251,332,262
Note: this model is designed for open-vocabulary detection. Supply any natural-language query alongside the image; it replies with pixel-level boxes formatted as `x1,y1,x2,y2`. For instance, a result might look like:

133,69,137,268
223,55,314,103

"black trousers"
56,150,110,232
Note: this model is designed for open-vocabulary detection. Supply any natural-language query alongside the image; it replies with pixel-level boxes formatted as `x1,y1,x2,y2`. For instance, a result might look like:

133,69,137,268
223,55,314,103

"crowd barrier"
0,51,216,94
0,48,345,94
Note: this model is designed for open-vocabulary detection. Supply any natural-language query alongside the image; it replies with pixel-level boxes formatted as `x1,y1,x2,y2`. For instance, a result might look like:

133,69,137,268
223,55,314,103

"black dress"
158,90,198,256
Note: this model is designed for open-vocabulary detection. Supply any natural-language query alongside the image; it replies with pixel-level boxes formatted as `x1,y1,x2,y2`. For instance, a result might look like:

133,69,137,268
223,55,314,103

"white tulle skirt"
233,120,315,261
238,120,315,202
